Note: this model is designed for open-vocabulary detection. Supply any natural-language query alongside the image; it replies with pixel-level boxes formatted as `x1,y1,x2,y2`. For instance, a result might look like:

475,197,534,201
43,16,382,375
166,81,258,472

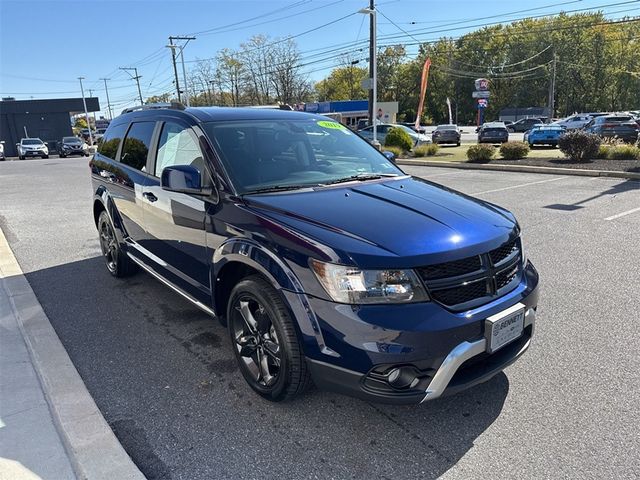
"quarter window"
97,123,127,160
154,122,204,178
121,122,155,171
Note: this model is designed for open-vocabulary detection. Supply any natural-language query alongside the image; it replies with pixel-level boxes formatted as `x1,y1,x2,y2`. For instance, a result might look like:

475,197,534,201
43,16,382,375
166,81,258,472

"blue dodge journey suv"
90,104,539,404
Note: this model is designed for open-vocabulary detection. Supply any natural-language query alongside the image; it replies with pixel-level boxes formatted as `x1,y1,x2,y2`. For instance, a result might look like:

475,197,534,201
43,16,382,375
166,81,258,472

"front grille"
489,238,517,264
418,238,523,311
418,255,481,280
430,279,489,306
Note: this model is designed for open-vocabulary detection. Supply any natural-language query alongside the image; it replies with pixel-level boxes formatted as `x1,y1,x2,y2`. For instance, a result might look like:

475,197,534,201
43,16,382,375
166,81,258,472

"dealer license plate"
485,304,525,353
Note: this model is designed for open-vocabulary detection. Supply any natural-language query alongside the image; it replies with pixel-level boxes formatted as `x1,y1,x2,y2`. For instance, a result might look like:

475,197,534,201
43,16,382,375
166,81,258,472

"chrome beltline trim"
421,302,534,403
127,253,216,317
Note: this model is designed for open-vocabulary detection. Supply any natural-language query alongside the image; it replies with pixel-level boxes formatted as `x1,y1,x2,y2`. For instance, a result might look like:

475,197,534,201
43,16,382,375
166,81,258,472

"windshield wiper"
321,173,399,186
244,184,314,194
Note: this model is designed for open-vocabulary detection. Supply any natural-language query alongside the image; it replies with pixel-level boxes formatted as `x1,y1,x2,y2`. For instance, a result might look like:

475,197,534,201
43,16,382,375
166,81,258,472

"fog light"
386,367,417,389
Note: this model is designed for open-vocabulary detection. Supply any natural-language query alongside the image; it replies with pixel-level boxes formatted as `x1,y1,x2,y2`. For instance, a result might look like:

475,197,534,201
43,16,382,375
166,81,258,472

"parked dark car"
507,118,545,133
432,124,461,145
90,104,539,404
58,136,88,158
584,114,640,143
478,122,510,144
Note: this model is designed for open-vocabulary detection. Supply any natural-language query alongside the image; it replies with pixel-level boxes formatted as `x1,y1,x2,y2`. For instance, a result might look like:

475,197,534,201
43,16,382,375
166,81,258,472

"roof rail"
120,101,185,115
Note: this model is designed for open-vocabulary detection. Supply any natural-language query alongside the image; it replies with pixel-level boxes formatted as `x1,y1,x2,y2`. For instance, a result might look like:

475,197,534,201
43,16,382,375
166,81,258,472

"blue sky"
1,0,637,116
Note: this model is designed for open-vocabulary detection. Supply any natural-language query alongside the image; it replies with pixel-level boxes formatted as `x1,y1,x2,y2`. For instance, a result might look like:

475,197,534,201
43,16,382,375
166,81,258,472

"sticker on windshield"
317,120,351,134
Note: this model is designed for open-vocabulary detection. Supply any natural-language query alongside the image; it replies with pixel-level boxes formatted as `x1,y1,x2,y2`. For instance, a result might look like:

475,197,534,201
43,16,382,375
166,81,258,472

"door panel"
140,121,211,302
112,121,156,241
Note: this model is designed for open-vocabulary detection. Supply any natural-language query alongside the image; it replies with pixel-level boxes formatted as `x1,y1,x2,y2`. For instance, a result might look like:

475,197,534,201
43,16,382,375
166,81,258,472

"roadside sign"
472,91,491,99
360,78,373,90
477,98,488,109
475,78,489,90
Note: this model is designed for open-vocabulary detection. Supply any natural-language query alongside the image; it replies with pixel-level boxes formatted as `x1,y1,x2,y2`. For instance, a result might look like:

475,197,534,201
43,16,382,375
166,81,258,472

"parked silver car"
358,124,431,147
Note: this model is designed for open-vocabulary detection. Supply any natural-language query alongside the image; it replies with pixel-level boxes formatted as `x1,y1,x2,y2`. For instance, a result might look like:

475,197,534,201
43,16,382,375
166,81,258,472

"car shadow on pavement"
544,177,640,211
25,256,509,480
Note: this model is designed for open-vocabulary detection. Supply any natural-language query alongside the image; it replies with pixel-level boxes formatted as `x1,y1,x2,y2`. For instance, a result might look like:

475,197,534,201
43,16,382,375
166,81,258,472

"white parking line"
605,207,640,221
471,176,567,195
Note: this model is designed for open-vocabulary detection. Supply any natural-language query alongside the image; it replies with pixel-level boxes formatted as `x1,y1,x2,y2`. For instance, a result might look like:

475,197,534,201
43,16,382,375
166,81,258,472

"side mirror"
44,142,48,146
161,165,213,196
382,150,397,163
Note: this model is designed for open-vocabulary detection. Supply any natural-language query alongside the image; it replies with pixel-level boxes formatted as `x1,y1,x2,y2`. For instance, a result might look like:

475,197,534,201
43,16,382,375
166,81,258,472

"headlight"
310,260,429,304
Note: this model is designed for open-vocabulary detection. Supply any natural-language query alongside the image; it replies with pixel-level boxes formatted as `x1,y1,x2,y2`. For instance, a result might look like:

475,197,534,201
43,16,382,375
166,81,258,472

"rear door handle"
142,191,158,202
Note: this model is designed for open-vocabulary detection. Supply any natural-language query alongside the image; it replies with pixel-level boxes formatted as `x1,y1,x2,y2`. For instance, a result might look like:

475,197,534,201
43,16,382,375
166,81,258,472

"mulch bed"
484,157,640,173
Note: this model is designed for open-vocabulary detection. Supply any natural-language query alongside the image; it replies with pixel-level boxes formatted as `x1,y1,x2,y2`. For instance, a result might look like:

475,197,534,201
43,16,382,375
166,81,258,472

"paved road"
0,158,638,479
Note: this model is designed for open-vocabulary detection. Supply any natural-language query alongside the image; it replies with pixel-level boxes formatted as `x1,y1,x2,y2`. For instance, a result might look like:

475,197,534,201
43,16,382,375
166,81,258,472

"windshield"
63,137,81,143
23,139,43,145
396,125,418,136
205,119,403,194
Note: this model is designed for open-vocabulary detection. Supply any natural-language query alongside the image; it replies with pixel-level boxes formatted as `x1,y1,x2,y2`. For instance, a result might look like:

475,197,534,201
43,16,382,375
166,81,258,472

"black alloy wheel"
97,211,137,277
228,275,311,401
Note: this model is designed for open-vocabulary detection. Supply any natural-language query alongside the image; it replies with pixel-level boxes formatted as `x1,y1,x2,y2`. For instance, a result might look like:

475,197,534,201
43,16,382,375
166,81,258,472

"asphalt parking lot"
0,158,638,479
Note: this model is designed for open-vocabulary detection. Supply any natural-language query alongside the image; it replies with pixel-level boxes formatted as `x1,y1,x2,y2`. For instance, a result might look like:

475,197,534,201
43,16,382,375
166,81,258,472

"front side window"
154,122,204,179
205,119,402,194
121,122,155,171
98,123,127,160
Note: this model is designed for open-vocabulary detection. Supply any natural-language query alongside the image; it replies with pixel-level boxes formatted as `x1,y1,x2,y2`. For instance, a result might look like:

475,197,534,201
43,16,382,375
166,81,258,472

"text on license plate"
485,305,525,353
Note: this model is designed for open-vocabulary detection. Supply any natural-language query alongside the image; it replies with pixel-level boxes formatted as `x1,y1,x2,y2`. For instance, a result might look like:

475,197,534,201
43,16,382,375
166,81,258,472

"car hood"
243,176,518,268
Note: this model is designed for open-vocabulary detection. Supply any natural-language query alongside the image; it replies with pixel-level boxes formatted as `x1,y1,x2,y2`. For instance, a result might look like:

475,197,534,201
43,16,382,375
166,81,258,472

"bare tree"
215,48,245,106
240,35,274,105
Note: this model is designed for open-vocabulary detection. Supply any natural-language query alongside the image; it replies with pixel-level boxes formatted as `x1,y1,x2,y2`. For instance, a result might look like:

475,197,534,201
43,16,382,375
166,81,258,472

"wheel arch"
211,238,327,357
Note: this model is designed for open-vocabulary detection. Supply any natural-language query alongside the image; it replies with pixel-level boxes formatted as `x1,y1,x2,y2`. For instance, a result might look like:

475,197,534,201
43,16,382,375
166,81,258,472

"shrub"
383,146,404,158
384,126,414,152
558,130,601,161
414,143,439,157
597,145,611,159
606,144,640,160
499,141,530,160
466,144,496,162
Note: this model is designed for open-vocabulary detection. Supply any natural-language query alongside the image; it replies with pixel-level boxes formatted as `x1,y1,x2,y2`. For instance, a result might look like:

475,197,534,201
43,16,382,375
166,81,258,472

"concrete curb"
0,228,145,480
396,159,640,180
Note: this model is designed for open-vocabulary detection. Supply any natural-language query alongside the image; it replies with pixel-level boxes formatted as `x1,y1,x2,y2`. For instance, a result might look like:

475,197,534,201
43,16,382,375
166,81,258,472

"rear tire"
227,275,311,402
97,210,137,278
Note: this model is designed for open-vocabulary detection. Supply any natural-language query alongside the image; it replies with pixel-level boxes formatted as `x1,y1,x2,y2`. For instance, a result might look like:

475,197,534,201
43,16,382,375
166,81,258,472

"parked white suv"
17,138,49,159
552,114,592,130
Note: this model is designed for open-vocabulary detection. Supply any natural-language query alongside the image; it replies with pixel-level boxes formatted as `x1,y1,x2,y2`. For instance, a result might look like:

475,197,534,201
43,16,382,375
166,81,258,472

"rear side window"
121,122,155,171
98,123,127,160
154,122,204,178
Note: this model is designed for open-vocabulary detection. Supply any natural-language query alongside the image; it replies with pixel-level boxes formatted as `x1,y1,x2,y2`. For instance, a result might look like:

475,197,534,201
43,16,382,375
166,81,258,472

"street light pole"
100,78,113,120
359,4,379,148
78,77,94,146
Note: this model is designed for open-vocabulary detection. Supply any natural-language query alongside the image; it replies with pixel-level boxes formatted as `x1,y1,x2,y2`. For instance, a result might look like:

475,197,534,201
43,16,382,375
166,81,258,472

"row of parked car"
11,136,90,159
477,111,640,147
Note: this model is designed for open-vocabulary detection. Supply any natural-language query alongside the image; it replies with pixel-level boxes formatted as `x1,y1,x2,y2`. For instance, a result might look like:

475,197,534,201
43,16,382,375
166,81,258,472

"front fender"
212,238,334,359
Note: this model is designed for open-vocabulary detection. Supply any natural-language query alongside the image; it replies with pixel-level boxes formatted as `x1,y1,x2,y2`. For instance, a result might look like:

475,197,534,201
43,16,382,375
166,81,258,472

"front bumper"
304,261,539,404
22,150,47,156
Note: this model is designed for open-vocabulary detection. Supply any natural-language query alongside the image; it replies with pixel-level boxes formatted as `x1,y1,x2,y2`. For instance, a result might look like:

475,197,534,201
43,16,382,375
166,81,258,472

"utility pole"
548,53,557,119
88,89,98,124
367,0,374,128
168,36,196,106
359,3,378,147
167,38,182,102
120,67,143,105
78,77,94,146
100,78,113,120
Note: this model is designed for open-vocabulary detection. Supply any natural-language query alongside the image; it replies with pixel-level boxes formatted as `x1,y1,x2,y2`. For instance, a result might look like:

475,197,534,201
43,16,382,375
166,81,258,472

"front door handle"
142,191,158,202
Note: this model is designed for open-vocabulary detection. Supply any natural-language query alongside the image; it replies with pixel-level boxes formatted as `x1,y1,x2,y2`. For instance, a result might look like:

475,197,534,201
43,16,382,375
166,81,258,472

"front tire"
97,210,137,278
227,275,311,402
